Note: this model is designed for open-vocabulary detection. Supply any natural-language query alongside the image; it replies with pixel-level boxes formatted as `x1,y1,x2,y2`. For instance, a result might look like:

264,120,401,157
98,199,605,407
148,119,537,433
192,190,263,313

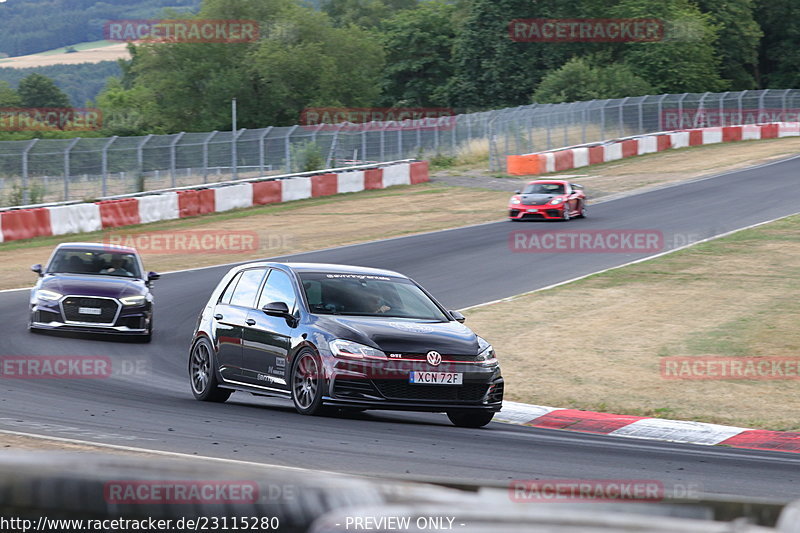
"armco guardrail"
506,122,800,175
0,159,428,244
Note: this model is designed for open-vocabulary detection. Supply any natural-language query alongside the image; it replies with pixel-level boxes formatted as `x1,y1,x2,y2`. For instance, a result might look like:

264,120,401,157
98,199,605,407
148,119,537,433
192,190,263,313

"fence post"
737,92,744,123
202,131,218,183
101,136,117,198
718,91,729,126
618,97,628,137
326,123,345,168
63,138,80,202
169,132,185,188
638,98,644,134
21,139,39,205
135,134,153,193
361,129,368,163
284,125,298,172
258,127,272,174
758,90,766,116
782,89,792,120
599,100,607,139
232,128,245,180
656,94,667,130
677,93,688,129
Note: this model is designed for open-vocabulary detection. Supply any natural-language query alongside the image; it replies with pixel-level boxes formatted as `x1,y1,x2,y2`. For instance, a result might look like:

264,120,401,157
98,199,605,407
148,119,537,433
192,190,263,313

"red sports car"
508,180,587,221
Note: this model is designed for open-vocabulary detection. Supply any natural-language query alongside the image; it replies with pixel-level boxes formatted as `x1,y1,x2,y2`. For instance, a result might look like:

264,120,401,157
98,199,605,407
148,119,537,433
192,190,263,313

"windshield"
46,248,142,279
523,183,565,195
299,272,449,321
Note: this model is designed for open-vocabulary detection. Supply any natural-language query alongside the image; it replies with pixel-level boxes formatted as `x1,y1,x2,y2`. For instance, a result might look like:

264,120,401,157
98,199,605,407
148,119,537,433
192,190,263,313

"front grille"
62,297,119,324
509,209,520,217
521,213,544,220
373,380,489,402
117,316,144,329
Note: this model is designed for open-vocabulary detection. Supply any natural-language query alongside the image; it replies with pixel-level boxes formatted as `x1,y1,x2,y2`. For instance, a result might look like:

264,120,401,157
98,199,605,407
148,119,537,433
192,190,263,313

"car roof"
237,262,407,279
526,179,569,185
55,242,138,254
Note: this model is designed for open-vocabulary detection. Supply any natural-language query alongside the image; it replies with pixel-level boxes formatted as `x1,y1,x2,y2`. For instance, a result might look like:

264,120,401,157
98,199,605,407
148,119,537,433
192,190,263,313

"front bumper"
326,359,504,412
30,300,151,336
508,204,566,220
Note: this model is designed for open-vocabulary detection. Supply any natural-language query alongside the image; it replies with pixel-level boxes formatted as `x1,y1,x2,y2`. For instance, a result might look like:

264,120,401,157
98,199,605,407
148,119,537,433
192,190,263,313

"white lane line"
459,209,800,312
0,428,343,475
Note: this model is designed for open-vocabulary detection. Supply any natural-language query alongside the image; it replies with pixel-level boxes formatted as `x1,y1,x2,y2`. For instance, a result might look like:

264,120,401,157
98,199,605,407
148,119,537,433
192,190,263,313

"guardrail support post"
169,132,185,188
101,136,117,198
21,139,39,205
232,128,246,180
258,127,272,174
284,125,298,172
63,138,80,202
202,131,218,183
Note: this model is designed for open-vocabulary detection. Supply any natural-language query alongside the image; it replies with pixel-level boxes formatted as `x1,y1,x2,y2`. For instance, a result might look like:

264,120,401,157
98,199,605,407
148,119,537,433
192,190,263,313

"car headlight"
36,289,62,301
120,295,146,306
510,197,521,205
549,198,565,205
329,339,386,359
476,336,497,365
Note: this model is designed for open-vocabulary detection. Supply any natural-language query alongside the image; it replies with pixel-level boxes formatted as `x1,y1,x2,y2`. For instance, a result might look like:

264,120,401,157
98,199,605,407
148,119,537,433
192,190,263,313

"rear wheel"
189,338,231,402
291,350,326,415
447,411,495,428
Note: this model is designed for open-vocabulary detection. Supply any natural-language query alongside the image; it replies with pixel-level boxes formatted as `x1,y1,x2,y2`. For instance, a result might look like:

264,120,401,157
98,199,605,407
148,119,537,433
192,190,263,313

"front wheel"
447,411,495,428
291,350,326,415
577,202,587,218
561,204,571,221
189,338,231,402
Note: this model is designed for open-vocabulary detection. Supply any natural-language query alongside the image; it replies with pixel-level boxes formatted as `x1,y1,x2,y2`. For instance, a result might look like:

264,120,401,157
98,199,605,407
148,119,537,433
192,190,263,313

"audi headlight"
120,295,146,306
549,198,565,205
36,289,62,301
510,197,521,205
329,339,387,359
476,336,497,365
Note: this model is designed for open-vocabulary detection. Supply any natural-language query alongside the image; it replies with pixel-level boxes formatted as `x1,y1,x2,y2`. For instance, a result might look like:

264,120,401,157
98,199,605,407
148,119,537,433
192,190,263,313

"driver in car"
100,256,133,277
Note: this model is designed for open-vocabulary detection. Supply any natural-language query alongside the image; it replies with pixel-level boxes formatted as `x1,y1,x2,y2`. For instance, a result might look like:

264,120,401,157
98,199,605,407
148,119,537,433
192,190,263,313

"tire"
561,204,571,221
291,349,326,415
189,337,232,402
577,201,587,218
447,410,495,428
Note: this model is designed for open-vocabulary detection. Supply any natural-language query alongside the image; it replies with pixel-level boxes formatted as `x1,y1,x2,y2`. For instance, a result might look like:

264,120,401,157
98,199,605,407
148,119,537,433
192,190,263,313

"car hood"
519,194,559,205
39,275,147,299
315,316,481,355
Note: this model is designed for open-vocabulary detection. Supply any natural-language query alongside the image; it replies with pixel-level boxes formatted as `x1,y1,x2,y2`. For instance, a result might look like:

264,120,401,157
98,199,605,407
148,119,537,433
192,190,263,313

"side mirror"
147,272,160,282
449,310,466,323
31,264,42,276
262,301,290,317
514,190,521,195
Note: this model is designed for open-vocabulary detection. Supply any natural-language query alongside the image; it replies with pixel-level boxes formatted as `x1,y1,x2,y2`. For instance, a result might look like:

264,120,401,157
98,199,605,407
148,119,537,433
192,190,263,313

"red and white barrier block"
507,122,800,176
0,160,429,243
496,401,800,453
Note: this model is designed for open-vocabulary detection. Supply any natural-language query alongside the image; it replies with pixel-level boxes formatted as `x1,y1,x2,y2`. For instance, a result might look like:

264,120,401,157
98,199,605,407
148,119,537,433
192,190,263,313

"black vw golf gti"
189,263,503,427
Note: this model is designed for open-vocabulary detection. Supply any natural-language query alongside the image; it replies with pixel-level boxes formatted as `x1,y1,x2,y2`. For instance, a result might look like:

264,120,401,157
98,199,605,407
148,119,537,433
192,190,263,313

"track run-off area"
0,155,799,501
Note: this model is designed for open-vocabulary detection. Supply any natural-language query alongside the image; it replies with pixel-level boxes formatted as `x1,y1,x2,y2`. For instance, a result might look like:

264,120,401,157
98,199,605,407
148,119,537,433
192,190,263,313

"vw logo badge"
426,351,442,366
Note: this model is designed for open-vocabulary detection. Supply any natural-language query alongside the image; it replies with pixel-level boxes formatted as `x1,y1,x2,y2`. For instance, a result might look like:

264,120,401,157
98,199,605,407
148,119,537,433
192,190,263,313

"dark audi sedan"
29,242,159,341
189,263,503,427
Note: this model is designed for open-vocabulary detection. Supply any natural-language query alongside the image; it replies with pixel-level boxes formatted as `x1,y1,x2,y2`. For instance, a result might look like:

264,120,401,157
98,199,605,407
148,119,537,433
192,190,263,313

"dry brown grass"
464,215,800,430
0,43,130,69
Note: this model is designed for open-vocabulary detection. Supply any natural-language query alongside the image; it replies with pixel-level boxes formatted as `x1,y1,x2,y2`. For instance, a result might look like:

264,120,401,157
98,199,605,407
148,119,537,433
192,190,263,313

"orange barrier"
252,180,282,205
553,151,574,172
507,154,545,176
656,135,671,151
760,124,779,139
177,189,216,218
722,126,743,142
620,139,638,158
1,208,52,241
364,168,384,190
688,130,704,146
311,173,338,197
588,146,605,165
409,161,429,184
98,198,140,229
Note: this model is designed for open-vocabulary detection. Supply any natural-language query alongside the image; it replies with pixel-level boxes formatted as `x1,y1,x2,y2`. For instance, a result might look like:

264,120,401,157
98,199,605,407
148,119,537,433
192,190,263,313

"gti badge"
426,350,442,367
